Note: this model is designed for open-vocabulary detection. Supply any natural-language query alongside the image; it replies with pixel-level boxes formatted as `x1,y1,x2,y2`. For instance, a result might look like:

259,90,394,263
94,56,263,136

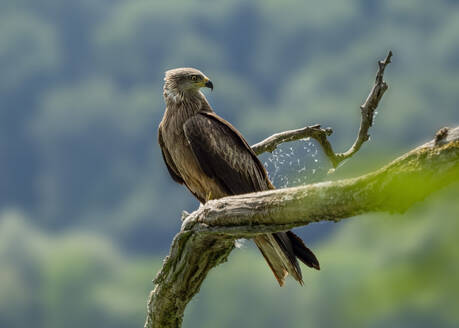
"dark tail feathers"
286,231,320,270
255,231,320,286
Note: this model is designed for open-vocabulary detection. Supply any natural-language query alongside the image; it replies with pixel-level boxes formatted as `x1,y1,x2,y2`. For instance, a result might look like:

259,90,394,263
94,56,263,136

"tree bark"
145,126,459,328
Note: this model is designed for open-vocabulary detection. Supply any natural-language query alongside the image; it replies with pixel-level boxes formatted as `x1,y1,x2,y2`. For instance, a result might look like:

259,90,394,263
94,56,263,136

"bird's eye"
191,75,198,81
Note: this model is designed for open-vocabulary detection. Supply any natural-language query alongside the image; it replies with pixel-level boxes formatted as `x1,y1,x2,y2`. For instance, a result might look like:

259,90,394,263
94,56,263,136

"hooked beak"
204,79,213,91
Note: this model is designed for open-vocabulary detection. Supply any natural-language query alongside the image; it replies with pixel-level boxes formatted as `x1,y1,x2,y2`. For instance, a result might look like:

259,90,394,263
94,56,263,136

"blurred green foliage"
0,0,458,327
1,185,458,328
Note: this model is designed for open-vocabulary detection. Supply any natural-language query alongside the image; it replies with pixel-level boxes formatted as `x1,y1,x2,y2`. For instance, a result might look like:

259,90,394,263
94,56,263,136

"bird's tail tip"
286,231,320,271
255,231,320,287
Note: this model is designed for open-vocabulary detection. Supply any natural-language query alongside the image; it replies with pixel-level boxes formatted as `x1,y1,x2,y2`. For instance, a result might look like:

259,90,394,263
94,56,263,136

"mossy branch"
145,126,459,328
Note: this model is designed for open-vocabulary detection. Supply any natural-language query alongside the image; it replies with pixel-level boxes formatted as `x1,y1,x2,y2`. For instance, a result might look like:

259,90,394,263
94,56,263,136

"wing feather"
183,112,272,195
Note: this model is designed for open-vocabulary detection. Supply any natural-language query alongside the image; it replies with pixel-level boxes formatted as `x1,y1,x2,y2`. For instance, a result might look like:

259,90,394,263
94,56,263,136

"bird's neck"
163,83,185,105
163,86,211,115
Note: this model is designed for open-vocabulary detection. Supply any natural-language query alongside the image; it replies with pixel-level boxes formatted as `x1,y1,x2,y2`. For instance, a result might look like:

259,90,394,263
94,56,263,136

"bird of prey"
158,67,320,286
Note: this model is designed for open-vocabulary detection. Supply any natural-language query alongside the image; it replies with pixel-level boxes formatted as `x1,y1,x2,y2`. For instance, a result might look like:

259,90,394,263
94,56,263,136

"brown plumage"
158,67,319,286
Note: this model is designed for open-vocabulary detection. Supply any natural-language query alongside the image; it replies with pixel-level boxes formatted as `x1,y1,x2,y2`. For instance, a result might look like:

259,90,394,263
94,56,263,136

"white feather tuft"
234,239,246,248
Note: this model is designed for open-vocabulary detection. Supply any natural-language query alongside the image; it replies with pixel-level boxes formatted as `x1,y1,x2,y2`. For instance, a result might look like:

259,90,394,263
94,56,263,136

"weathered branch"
251,51,393,168
251,124,333,155
145,126,459,328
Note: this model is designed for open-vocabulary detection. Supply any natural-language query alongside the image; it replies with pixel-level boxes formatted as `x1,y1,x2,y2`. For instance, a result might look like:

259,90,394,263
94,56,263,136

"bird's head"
164,68,213,96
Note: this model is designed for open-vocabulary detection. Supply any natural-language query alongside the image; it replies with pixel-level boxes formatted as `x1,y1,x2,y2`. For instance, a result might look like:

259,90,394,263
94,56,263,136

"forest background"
1,1,459,327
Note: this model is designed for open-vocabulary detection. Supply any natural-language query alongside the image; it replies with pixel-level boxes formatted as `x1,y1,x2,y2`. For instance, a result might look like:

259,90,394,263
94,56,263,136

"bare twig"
251,124,333,154
145,126,459,328
335,50,392,162
252,51,393,168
